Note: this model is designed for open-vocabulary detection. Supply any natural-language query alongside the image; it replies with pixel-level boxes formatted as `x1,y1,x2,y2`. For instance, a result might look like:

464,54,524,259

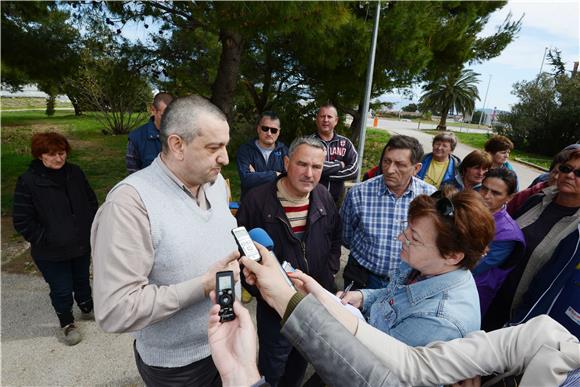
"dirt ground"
1,216,38,275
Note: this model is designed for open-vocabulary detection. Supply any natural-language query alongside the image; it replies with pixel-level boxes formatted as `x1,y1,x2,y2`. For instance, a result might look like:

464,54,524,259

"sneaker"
80,311,94,321
62,323,82,346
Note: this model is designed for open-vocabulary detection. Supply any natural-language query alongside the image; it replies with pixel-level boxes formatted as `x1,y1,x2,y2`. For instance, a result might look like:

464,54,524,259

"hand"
248,164,255,173
451,376,481,387
337,290,363,309
240,244,296,318
208,292,261,387
203,251,241,297
287,270,326,298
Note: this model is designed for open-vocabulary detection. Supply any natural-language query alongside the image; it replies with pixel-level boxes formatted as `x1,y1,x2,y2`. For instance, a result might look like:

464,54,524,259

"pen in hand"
339,280,354,300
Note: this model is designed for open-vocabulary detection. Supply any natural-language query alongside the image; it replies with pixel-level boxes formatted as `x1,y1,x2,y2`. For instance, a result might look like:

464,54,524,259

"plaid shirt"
340,175,436,276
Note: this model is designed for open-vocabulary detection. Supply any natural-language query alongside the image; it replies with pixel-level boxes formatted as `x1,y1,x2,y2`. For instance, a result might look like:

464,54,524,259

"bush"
498,73,579,156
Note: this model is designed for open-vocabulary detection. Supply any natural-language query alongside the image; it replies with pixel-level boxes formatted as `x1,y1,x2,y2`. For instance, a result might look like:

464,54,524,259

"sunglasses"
435,197,455,219
558,164,580,178
260,126,279,134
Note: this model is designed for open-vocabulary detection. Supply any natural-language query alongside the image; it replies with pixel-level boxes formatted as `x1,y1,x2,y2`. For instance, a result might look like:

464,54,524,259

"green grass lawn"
425,130,551,170
361,128,390,173
1,111,242,214
1,113,389,215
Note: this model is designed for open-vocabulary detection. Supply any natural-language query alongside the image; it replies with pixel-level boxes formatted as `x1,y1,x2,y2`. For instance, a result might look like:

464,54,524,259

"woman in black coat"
13,132,98,346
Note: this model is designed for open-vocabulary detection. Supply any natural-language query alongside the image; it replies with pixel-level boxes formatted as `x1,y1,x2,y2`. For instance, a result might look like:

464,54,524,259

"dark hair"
459,150,492,175
432,132,457,151
153,92,174,109
31,132,71,158
317,103,338,116
386,135,424,164
484,135,514,154
256,111,280,126
409,190,495,270
483,168,518,195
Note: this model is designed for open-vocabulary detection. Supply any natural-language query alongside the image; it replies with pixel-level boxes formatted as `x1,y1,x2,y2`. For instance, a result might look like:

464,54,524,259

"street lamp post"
478,74,492,127
355,1,381,183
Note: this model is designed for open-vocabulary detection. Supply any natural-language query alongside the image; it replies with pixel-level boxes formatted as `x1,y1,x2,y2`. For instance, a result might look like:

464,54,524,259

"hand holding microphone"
236,227,298,318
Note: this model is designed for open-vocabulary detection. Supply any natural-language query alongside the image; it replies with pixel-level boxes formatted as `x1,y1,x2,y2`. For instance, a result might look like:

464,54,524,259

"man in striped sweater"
236,136,341,387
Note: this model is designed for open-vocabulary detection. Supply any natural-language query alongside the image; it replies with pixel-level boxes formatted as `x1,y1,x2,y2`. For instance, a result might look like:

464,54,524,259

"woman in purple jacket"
474,168,525,315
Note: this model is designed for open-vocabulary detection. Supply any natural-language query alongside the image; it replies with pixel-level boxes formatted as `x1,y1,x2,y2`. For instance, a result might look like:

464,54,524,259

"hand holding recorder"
208,291,261,387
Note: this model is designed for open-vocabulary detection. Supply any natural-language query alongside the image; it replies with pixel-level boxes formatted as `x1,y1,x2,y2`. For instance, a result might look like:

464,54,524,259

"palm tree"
420,68,480,130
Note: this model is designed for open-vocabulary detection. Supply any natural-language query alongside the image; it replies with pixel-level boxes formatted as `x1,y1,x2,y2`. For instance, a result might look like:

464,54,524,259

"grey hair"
288,136,326,157
159,95,226,152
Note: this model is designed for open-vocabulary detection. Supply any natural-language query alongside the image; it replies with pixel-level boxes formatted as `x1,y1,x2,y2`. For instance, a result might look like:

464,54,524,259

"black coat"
236,177,342,292
12,160,98,261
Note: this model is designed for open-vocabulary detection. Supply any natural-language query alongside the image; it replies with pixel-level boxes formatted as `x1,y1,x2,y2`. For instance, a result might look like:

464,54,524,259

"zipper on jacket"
276,215,310,274
301,240,310,273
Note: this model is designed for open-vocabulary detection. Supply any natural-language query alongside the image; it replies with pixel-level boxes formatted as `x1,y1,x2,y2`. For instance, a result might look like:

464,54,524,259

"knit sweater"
120,160,237,367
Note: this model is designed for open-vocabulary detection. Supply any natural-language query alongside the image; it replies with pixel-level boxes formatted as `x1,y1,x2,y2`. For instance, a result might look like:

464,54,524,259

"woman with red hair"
13,132,98,346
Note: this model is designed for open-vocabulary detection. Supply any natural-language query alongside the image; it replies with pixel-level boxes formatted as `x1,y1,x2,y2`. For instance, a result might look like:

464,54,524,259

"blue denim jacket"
360,263,481,346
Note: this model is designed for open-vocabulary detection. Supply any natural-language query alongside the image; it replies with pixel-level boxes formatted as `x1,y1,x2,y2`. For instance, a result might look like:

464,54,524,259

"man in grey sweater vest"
91,95,240,386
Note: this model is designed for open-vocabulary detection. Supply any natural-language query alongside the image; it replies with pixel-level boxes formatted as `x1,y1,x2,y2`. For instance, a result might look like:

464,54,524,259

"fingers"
254,243,276,267
208,304,221,328
288,270,309,282
209,290,217,305
240,253,263,276
220,250,241,267
232,300,253,328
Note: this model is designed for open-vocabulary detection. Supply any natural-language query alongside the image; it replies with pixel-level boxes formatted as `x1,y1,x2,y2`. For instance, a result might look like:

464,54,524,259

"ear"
413,162,422,176
283,155,290,171
444,251,465,266
166,134,185,159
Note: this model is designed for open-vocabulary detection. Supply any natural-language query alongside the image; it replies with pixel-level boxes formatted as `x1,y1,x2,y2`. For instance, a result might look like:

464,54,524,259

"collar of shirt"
155,156,208,208
396,263,470,304
377,176,417,198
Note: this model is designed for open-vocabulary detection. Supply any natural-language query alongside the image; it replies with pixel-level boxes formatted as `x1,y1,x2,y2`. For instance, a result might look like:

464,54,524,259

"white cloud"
482,1,579,41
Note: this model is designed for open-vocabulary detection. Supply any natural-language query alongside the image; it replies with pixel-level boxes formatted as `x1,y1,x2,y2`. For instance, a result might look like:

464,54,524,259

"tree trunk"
45,93,56,116
211,28,243,123
437,105,450,130
350,105,363,147
67,93,83,116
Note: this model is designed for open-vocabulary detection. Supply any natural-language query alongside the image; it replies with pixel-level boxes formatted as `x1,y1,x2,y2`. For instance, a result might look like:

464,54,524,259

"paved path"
366,118,543,188
1,273,142,386
1,247,351,386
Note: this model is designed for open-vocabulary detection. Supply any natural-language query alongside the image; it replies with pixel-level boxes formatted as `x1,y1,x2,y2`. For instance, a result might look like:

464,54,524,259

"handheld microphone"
248,228,296,289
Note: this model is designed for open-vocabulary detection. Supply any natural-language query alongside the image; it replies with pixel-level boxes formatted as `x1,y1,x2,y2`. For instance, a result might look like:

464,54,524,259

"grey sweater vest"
123,158,237,367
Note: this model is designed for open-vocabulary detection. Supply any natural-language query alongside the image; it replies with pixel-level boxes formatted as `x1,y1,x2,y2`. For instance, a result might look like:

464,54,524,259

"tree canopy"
2,1,521,141
420,68,481,130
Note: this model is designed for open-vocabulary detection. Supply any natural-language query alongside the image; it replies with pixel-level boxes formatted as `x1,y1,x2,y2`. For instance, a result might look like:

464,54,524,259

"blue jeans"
34,255,93,327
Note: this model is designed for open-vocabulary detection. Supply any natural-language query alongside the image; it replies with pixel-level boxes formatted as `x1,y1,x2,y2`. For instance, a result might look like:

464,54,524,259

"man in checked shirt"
341,135,436,289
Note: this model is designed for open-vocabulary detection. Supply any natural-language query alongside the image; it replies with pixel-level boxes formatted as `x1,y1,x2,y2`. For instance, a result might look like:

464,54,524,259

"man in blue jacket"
236,111,288,200
126,92,174,174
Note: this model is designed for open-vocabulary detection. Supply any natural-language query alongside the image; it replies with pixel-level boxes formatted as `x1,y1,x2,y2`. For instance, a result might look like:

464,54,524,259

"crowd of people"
12,94,579,386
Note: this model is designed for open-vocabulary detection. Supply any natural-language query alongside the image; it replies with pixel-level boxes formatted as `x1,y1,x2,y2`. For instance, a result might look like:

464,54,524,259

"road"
366,117,542,188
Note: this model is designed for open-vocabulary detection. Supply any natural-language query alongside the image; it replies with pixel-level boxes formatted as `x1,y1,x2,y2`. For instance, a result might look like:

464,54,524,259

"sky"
383,0,580,112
